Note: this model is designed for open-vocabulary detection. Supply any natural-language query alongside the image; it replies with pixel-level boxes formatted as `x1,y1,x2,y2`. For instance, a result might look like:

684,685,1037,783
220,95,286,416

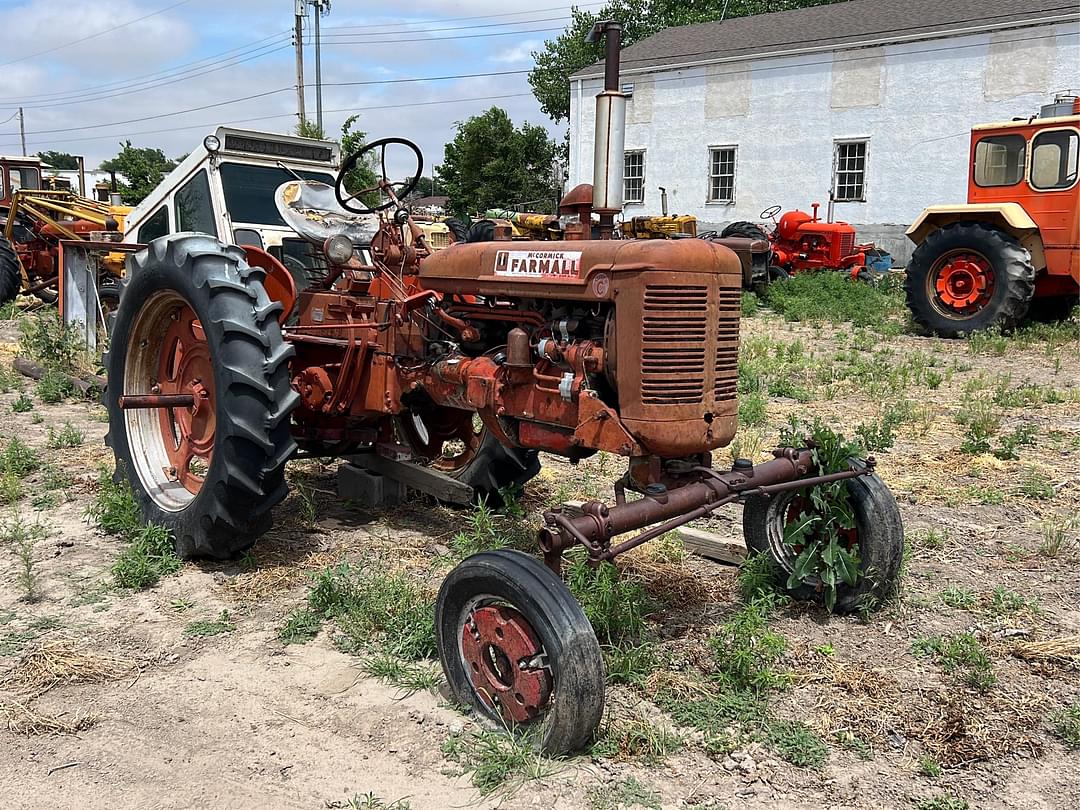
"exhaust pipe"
586,20,626,240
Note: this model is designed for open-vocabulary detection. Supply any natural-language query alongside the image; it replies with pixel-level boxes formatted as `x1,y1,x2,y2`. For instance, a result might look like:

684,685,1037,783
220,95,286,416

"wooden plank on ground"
559,500,746,566
349,453,474,505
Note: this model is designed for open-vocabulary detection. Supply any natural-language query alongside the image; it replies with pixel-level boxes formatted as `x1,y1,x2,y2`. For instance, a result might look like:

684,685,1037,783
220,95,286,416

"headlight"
203,134,221,153
323,234,353,264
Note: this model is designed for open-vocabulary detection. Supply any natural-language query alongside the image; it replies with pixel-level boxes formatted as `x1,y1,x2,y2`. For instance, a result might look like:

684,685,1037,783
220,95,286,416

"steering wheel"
760,204,783,219
336,137,424,215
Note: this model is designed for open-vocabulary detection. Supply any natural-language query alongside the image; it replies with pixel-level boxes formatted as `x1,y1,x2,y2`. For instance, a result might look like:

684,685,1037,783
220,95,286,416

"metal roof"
570,0,1079,79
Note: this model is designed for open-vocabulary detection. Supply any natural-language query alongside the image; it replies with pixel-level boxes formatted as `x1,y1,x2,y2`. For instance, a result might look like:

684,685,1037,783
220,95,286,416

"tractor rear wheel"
720,221,769,242
436,549,605,755
104,234,299,559
905,223,1034,337
0,235,21,304
397,407,540,506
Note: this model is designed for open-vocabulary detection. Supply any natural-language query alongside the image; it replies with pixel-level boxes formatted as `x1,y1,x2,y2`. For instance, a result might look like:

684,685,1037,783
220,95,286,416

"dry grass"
1,700,96,736
795,658,1045,766
3,634,132,696
1012,635,1080,664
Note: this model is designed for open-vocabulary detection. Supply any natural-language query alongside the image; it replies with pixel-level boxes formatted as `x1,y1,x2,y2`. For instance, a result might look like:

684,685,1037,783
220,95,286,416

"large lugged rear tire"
0,235,21,304
904,223,1035,337
104,234,299,559
743,467,904,613
720,220,769,242
436,550,605,755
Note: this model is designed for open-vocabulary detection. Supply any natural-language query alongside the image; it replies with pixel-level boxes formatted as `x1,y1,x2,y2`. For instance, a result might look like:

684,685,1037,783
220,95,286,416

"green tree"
99,142,178,205
529,0,844,124
295,118,326,140
36,150,79,169
338,114,379,205
437,107,560,216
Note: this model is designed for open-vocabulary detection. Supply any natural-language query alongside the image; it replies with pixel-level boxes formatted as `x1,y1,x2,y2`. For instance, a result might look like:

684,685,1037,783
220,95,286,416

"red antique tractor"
101,22,903,754
722,202,886,279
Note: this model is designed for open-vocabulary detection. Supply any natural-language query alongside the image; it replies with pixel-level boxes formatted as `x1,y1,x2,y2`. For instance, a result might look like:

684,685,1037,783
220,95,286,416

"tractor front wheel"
742,466,904,613
104,234,299,559
905,223,1034,337
720,220,769,242
0,236,21,304
436,550,605,755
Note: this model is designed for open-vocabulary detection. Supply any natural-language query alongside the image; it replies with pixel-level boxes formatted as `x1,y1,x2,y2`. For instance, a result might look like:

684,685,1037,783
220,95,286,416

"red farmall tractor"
721,202,882,280
102,22,903,753
904,95,1080,337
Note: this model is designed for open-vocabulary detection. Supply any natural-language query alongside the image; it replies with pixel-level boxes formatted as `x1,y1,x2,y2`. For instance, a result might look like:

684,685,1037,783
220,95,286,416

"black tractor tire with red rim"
0,235,21,304
436,549,605,755
720,220,770,242
904,222,1035,337
104,234,298,559
742,464,904,613
397,405,540,507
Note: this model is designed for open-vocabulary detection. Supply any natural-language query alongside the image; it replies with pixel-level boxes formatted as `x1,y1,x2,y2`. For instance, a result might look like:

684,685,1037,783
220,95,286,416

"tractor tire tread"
0,235,21,304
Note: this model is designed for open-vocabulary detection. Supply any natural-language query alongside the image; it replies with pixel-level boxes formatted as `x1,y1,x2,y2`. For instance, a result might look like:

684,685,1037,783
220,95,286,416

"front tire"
743,467,904,613
720,221,770,242
104,234,299,559
905,223,1035,337
436,550,605,755
0,235,20,304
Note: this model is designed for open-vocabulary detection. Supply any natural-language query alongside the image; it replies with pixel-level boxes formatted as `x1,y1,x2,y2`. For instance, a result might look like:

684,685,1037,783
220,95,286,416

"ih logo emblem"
494,250,582,278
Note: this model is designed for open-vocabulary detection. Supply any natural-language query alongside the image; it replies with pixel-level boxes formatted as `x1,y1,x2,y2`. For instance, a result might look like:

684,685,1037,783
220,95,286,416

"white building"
568,0,1080,262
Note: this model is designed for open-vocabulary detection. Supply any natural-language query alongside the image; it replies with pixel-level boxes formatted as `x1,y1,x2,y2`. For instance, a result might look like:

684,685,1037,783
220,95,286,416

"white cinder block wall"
568,22,1080,264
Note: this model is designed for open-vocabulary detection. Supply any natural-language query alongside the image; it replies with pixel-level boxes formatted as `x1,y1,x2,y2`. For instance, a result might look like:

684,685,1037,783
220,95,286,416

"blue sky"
0,0,603,174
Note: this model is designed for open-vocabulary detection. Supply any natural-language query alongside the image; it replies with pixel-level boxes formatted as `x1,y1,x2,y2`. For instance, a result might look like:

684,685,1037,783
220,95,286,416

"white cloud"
491,40,543,64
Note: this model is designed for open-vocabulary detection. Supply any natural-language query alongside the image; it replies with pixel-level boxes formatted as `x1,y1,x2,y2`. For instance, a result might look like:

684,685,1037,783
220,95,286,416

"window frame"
136,205,170,244
832,139,868,202
706,145,738,205
623,150,646,205
1027,126,1079,193
972,133,1027,188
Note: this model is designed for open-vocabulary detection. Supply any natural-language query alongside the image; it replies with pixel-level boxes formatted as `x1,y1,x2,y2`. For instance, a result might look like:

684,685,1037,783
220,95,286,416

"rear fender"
242,245,295,327
906,204,1046,271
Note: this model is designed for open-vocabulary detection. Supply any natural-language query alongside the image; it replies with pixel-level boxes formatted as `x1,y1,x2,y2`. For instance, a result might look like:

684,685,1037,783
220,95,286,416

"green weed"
710,598,788,692
46,423,84,449
919,755,943,777
111,523,182,589
939,586,976,610
2,512,48,602
440,729,554,796
11,393,33,413
342,794,412,810
183,610,236,637
279,607,322,645
1019,468,1055,500
1048,700,1080,750
1,471,23,505
917,796,970,810
1038,516,1079,558
763,271,905,332
565,553,653,645
87,469,142,538
360,653,440,693
18,311,87,373
590,708,683,763
765,720,828,768
912,632,995,691
0,437,38,479
968,327,1009,356
586,776,661,810
985,586,1039,617
603,640,664,688
37,369,74,404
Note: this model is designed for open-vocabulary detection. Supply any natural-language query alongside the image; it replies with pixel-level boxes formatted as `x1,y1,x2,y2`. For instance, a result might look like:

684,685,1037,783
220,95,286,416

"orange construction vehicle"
904,94,1080,336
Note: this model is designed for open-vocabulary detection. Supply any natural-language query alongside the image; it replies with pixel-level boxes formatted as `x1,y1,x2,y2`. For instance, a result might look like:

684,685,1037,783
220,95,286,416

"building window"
708,146,737,203
833,140,867,201
624,151,645,204
974,134,1026,187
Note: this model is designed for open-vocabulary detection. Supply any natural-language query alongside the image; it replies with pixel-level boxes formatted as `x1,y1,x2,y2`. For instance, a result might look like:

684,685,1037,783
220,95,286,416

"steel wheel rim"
928,250,995,319
123,290,215,511
763,490,859,587
456,594,553,726
405,410,484,473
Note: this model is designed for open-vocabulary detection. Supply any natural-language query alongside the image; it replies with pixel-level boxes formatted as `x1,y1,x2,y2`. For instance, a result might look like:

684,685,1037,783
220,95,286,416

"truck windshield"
220,163,336,226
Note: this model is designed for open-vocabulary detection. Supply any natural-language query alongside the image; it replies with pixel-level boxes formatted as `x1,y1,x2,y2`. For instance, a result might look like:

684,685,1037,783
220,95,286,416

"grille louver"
641,285,707,404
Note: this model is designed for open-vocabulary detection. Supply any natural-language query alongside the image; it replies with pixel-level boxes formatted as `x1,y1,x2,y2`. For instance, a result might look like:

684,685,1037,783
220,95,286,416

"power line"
323,3,603,33
0,29,291,105
0,92,537,152
321,12,579,37
0,0,196,69
313,25,564,45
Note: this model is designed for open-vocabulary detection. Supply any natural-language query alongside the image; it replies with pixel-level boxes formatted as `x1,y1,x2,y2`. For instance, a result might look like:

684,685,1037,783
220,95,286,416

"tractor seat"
274,180,379,247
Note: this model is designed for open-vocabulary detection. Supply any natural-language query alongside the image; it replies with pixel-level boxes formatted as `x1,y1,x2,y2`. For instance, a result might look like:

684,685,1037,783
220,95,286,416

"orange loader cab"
904,95,1080,336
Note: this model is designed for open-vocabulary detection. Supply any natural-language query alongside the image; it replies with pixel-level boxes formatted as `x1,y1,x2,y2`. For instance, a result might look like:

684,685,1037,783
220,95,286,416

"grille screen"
714,289,740,400
641,285,707,404
839,232,855,257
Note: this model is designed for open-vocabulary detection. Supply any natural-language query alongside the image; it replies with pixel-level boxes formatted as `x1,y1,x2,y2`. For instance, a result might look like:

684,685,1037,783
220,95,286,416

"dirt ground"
0,309,1078,810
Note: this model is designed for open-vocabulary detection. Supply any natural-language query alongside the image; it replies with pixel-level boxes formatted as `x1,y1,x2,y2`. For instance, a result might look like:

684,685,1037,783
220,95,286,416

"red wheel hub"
460,604,552,724
156,303,214,494
933,253,994,312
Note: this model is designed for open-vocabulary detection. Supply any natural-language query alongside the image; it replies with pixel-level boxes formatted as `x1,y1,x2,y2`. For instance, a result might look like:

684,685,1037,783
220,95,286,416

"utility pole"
294,0,306,125
18,107,26,156
308,0,330,134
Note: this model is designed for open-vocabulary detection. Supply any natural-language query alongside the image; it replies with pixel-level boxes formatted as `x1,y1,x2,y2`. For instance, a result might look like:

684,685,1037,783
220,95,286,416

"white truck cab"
124,127,340,280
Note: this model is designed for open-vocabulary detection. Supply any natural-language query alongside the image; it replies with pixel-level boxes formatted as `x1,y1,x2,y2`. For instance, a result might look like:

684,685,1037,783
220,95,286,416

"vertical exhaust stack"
587,21,626,240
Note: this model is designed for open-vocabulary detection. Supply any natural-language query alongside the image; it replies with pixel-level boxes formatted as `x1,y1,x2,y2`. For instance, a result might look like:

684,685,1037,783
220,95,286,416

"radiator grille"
714,289,740,400
641,285,707,404
839,231,855,258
